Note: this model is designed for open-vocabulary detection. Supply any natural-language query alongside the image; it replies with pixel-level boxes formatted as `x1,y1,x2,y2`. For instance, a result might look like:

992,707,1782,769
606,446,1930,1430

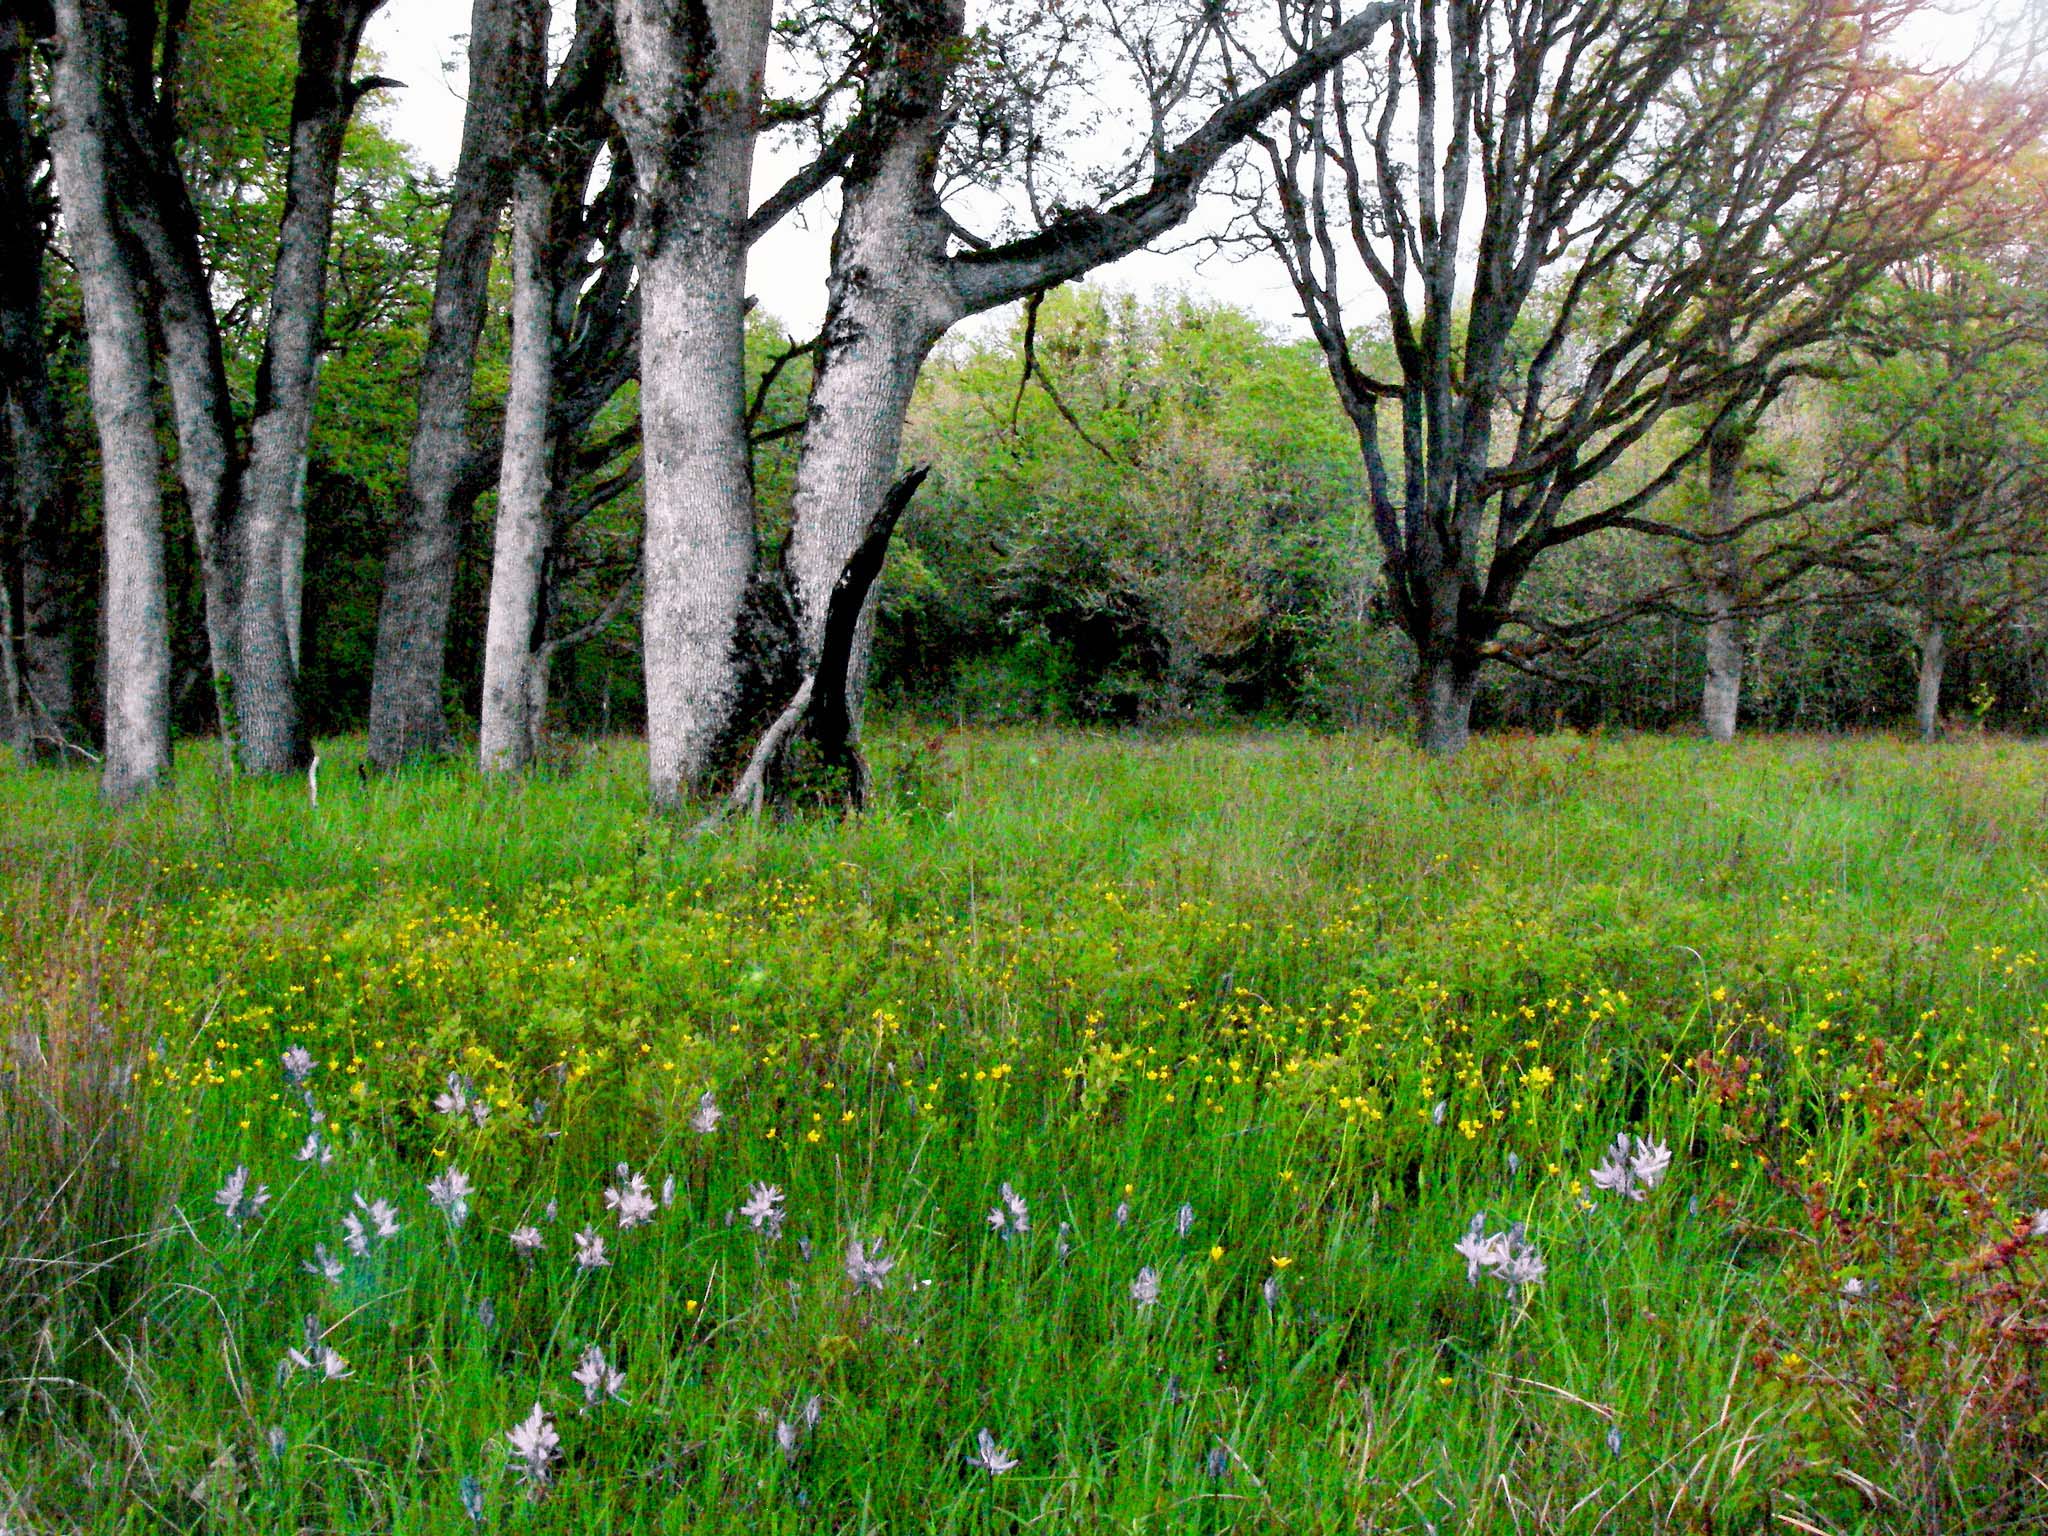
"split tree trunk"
367,0,533,768
613,0,772,807
230,0,387,775
1700,416,1745,744
48,0,171,803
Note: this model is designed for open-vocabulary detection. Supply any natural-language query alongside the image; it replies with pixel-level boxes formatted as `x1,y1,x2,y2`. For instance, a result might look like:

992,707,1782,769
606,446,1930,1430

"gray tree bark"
776,1,1398,766
613,0,772,806
1699,408,1747,744
1914,618,1947,741
1,7,83,756
48,0,171,803
367,0,538,768
1415,656,1478,756
479,161,561,773
230,0,388,775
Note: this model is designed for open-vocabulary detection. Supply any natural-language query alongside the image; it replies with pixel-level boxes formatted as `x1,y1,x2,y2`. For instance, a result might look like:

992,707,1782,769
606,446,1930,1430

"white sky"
358,2,1312,337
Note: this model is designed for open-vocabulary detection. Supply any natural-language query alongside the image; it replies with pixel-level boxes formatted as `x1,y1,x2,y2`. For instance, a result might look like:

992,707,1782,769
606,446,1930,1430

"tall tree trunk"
613,0,771,807
0,10,84,756
781,19,957,728
1700,415,1745,744
231,0,387,775
479,162,560,773
48,0,170,803
367,0,535,768
118,132,244,739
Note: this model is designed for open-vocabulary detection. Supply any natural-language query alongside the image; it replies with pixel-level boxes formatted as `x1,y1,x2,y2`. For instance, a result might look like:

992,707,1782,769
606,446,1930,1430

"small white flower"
845,1235,895,1292
215,1166,271,1229
1454,1211,1508,1285
281,1046,316,1086
987,1182,1030,1240
294,1131,333,1167
571,1342,626,1405
433,1072,472,1121
966,1427,1018,1475
1840,1276,1868,1299
691,1089,723,1135
1456,1213,1545,1293
505,1402,560,1493
1130,1264,1160,1309
303,1242,344,1284
740,1182,786,1238
351,1192,401,1248
510,1225,545,1259
1590,1133,1675,1202
604,1166,657,1230
573,1226,610,1269
427,1166,473,1228
283,1317,351,1382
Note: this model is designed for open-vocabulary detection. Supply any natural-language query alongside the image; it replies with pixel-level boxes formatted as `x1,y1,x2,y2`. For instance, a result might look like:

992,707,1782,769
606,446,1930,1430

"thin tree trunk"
1,12,83,755
49,0,170,803
613,0,772,807
479,163,559,774
367,0,536,768
1700,416,1745,744
0,555,20,755
1915,619,1946,741
231,0,386,775
118,143,243,738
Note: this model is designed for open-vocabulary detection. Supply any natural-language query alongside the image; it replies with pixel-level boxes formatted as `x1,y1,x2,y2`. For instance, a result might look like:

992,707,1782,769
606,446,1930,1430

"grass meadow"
3,729,2047,1534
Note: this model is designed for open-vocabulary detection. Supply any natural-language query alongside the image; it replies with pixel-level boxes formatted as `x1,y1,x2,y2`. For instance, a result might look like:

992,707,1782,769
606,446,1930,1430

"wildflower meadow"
4,730,2047,1533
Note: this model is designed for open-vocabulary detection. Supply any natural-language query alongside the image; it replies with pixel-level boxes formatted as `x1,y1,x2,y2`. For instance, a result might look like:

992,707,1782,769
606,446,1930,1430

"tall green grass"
1,729,2044,1533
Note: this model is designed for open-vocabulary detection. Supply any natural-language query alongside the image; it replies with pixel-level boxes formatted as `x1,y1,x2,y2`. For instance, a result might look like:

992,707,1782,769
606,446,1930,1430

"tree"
700,0,1401,810
1825,252,2048,738
44,0,170,802
365,0,540,769
1,0,85,758
87,0,394,775
1241,0,2029,752
477,0,638,772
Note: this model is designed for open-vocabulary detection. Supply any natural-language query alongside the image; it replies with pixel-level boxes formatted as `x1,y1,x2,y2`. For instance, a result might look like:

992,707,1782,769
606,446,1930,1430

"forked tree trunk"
613,0,772,807
49,0,171,803
479,164,560,774
367,0,535,768
1700,416,1745,744
1915,618,1946,741
231,0,387,775
782,6,959,712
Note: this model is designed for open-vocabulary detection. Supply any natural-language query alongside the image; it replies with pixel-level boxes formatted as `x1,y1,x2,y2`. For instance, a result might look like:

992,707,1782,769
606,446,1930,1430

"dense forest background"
6,0,2048,782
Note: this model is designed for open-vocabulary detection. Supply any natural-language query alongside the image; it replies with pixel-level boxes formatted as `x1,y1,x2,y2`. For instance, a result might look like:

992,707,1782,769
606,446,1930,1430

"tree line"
1,0,2043,810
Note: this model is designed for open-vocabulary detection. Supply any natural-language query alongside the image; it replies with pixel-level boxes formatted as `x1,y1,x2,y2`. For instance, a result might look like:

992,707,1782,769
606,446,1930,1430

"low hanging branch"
703,465,931,828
